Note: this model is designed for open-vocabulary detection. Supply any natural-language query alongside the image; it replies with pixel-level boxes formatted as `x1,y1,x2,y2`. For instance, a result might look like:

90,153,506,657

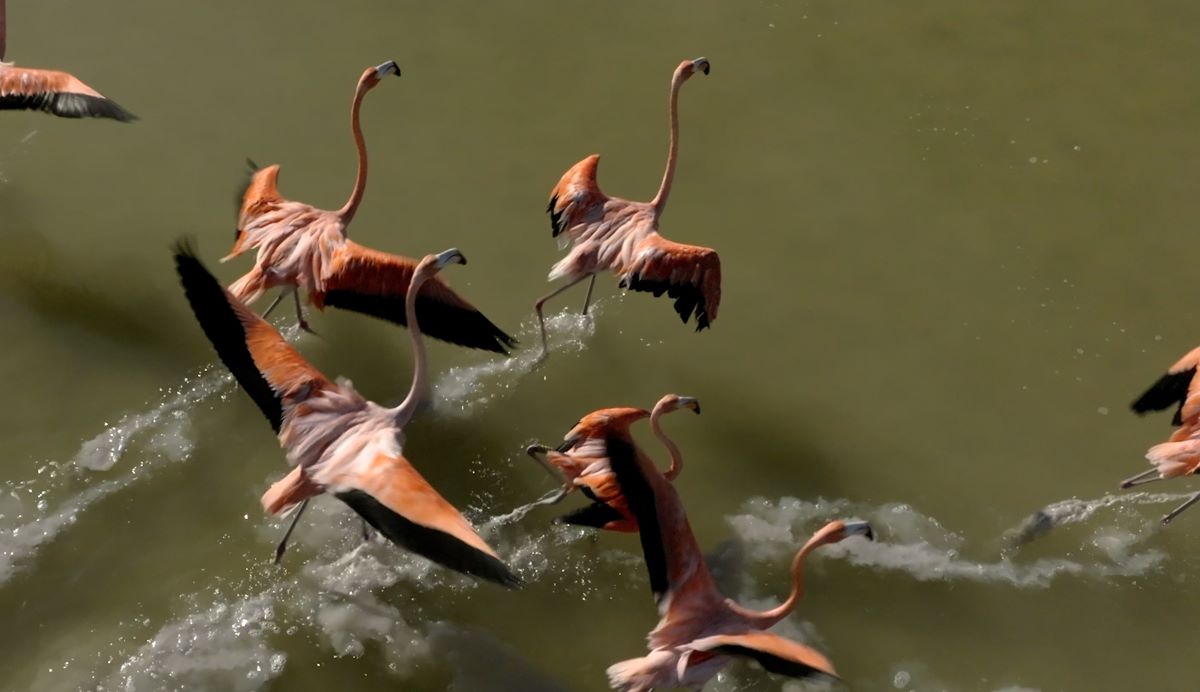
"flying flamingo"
174,242,520,586
536,57,721,358
0,0,135,121
600,425,872,691
525,394,699,531
1120,344,1200,524
224,60,515,353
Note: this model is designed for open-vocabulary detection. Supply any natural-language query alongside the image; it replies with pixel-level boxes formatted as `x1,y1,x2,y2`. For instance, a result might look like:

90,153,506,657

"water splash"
0,366,233,584
1005,491,1197,548
727,496,1169,588
432,301,606,416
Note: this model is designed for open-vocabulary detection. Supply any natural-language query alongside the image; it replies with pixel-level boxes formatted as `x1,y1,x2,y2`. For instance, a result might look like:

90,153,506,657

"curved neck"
731,539,820,628
651,410,684,480
391,271,429,426
649,74,685,216
337,82,370,224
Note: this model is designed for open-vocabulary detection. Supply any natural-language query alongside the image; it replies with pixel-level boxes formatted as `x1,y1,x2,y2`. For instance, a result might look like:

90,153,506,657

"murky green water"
3,1,1200,690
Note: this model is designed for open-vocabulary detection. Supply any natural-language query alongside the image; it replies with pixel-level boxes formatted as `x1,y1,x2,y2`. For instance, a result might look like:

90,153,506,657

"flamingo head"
362,60,402,89
414,248,467,280
653,394,701,416
811,519,875,547
676,57,711,82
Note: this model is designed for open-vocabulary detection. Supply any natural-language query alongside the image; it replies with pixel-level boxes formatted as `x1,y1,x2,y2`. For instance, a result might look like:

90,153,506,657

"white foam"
0,367,231,584
727,496,1169,589
432,302,605,416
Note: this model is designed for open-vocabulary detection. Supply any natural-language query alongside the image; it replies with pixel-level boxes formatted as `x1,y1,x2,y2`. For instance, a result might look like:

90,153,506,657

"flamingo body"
226,62,515,353
175,244,519,586
599,417,871,691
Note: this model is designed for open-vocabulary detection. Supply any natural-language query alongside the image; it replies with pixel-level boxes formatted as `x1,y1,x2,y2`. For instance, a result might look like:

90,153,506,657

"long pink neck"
337,81,370,224
651,408,684,480
650,73,685,216
729,538,821,628
392,269,430,425
1,0,8,62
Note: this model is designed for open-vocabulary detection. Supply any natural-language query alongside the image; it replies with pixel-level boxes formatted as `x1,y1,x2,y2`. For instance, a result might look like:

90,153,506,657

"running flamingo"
225,60,515,353
0,0,135,121
174,243,519,586
601,426,872,690
1120,344,1200,524
536,57,721,358
525,394,699,531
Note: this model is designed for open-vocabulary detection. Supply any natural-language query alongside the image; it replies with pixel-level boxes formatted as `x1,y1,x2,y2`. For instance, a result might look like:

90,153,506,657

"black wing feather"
711,644,839,682
0,92,137,122
1131,368,1196,425
173,242,284,432
558,501,625,529
605,432,669,602
323,288,517,354
336,489,521,588
620,275,711,331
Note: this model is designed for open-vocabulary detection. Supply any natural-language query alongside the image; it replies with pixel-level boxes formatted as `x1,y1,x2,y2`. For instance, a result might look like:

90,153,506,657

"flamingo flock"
8,8,1192,687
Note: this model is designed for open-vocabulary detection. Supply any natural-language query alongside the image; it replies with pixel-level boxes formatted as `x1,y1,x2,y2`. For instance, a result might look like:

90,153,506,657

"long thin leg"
580,274,597,315
1162,491,1200,525
1120,468,1162,489
273,499,310,565
261,291,286,319
292,289,316,334
534,274,591,360
360,518,373,543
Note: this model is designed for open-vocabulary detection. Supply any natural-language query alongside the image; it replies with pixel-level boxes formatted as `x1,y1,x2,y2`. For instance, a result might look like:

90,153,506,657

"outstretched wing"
687,632,839,682
620,234,721,330
1132,347,1200,425
547,154,608,239
604,432,671,601
318,241,516,354
175,242,333,432
327,448,520,588
0,66,136,121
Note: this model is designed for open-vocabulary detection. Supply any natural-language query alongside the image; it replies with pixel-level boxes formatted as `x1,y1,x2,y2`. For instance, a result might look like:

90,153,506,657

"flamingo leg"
273,498,310,565
261,291,286,320
534,274,591,360
1162,491,1200,525
580,274,597,315
1120,468,1162,489
292,289,317,334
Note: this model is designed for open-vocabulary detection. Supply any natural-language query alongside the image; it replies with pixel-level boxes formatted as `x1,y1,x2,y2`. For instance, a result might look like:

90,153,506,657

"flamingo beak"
434,248,467,268
843,521,874,541
691,57,711,76
677,396,701,415
374,60,401,78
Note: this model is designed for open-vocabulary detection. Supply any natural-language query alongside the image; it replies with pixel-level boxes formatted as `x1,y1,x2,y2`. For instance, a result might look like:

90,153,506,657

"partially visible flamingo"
525,394,700,531
174,242,519,586
0,0,135,121
600,425,872,691
1121,344,1200,524
536,57,721,358
225,60,515,353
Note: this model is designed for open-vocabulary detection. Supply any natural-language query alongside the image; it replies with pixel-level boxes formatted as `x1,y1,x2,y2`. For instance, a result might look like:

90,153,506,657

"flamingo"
224,60,515,353
0,0,135,121
536,57,721,358
600,423,872,691
1120,344,1200,524
525,394,699,532
174,242,520,587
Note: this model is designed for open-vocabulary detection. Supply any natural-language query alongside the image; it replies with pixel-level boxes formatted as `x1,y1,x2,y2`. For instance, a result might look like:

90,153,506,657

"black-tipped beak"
692,57,711,75
844,520,874,541
434,248,467,267
374,60,401,78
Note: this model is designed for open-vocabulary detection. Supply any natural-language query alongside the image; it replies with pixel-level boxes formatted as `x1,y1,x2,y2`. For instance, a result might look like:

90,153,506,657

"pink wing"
0,65,136,121
620,234,721,330
547,154,608,239
175,244,333,432
324,448,520,588
316,241,516,353
686,632,839,681
229,163,285,255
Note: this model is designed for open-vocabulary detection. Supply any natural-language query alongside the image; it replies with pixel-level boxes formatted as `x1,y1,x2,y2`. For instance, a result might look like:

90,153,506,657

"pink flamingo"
536,57,721,358
0,0,135,121
601,422,872,690
525,394,699,531
174,242,519,586
225,60,514,352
